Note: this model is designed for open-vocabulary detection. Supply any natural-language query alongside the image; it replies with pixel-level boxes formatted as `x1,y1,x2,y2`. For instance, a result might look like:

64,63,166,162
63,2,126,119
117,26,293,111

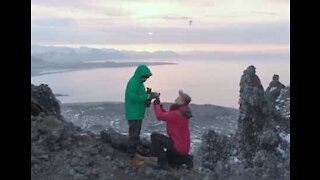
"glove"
146,88,154,107
153,97,160,105
150,92,159,99
146,87,152,94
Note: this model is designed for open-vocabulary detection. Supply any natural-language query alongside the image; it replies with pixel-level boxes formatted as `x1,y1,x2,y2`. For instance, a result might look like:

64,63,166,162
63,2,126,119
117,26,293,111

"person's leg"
150,133,174,169
165,149,194,169
128,120,142,157
165,149,176,167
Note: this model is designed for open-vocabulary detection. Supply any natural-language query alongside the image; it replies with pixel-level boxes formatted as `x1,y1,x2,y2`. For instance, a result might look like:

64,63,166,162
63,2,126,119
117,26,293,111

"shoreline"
61,101,239,111
31,61,176,77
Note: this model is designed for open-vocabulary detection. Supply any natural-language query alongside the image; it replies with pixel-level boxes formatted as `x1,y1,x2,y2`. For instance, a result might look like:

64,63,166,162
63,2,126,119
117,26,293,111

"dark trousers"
151,133,193,169
127,120,142,156
151,133,178,165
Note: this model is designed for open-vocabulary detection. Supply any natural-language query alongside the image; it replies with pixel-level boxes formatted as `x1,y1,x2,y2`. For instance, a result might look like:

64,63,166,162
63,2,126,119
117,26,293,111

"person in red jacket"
151,90,193,170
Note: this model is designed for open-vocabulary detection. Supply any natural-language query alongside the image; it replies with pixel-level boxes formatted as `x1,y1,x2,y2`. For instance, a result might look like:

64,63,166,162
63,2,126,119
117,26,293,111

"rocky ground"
31,65,290,180
31,84,219,180
196,66,290,180
60,101,238,154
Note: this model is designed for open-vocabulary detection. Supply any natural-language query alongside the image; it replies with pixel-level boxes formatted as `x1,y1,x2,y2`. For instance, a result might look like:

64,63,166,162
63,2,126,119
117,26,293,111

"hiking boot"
184,155,193,169
134,153,157,164
185,159,193,170
131,157,145,166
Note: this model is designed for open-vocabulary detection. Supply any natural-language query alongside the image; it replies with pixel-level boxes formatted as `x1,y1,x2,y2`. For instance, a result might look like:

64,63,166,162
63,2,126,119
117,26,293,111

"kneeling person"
151,90,193,170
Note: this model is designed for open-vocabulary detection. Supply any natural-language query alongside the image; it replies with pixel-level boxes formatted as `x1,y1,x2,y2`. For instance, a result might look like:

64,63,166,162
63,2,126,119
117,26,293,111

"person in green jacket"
125,64,159,158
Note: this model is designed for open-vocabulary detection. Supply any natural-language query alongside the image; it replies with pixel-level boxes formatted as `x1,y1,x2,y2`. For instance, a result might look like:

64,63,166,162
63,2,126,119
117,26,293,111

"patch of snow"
228,156,241,164
270,87,277,92
142,132,151,137
284,134,290,143
94,107,104,110
279,133,290,143
277,145,285,157
192,139,202,143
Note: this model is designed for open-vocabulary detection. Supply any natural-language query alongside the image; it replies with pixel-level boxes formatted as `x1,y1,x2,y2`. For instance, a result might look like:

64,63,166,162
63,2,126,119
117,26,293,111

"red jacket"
153,104,192,155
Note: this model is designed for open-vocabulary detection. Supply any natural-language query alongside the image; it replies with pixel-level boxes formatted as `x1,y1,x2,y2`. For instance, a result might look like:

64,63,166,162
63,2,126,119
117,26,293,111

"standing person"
151,90,193,170
125,64,159,160
266,74,286,102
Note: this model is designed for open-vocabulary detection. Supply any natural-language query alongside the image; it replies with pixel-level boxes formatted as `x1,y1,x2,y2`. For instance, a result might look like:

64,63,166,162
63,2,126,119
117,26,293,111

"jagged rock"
31,72,290,180
238,66,274,154
258,129,281,151
274,87,290,133
100,128,129,151
31,84,184,179
31,84,64,120
100,128,154,157
200,130,233,165
31,97,47,116
199,65,290,179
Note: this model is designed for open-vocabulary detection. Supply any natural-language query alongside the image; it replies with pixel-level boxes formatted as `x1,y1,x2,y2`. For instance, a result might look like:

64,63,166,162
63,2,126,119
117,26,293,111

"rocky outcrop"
199,65,290,180
31,64,290,180
100,129,153,157
31,83,209,180
274,87,290,133
31,84,63,120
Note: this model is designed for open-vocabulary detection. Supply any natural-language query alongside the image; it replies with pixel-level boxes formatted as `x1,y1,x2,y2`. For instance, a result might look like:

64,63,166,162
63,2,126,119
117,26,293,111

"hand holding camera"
153,97,160,105
146,87,159,107
146,87,159,99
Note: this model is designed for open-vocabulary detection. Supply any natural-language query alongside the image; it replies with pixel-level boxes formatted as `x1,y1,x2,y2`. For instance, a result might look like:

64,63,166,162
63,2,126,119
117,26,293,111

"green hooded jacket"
125,65,152,120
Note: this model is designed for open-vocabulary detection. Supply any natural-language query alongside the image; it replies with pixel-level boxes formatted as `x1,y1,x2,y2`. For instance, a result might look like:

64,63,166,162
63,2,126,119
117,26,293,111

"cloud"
32,21,289,45
32,0,133,19
31,0,289,46
31,0,91,7
32,18,75,27
219,15,239,19
266,0,290,3
161,16,192,20
252,11,278,15
171,0,219,6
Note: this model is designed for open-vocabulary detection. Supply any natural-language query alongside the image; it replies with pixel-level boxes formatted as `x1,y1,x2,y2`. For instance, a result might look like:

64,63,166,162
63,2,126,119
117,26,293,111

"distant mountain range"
31,45,180,63
31,49,177,76
31,44,289,64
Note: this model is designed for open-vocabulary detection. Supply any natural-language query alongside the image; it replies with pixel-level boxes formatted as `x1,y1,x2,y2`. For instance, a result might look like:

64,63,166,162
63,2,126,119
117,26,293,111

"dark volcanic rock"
31,84,64,120
100,128,155,157
100,128,129,152
31,66,290,180
199,65,290,179
31,83,210,180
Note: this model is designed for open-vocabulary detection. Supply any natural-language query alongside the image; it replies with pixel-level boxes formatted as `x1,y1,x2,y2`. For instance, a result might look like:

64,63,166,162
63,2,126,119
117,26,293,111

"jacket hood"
133,65,152,80
180,109,193,119
170,104,193,119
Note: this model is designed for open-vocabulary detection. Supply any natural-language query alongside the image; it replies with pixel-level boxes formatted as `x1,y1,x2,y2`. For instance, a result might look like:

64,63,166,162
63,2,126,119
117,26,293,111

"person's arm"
266,87,270,92
153,104,175,122
126,80,148,102
266,82,272,92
